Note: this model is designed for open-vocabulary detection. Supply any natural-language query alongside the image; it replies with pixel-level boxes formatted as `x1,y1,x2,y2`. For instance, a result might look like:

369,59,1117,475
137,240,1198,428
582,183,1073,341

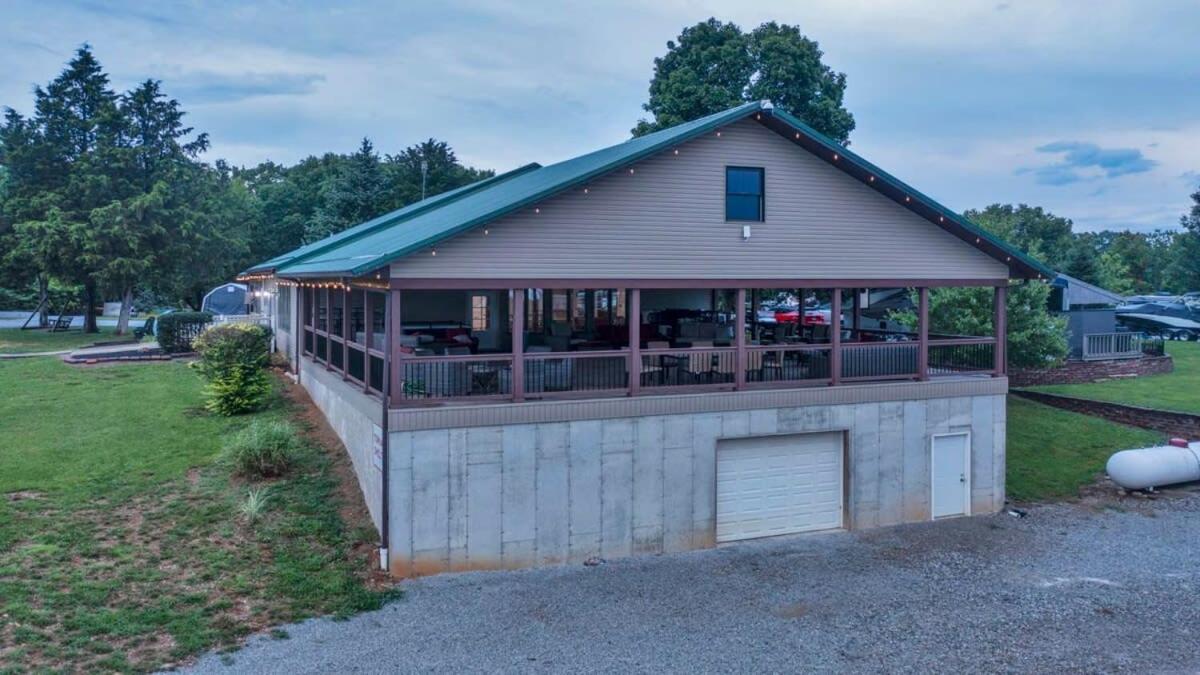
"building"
1050,273,1129,360
241,101,1050,577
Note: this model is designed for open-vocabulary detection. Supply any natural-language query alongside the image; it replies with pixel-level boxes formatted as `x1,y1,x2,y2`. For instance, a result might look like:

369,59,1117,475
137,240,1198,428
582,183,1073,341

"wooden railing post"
735,288,747,390
388,289,404,401
628,289,641,396
512,288,525,402
830,289,842,385
917,287,930,380
993,284,1007,376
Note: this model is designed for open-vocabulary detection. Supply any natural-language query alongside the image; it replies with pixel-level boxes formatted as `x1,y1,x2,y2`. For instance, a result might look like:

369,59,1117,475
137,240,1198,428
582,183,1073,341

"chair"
712,350,737,383
133,316,156,340
683,342,714,383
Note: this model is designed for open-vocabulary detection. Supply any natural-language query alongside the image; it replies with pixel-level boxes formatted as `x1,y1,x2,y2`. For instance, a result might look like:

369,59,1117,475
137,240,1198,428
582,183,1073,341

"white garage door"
716,432,843,543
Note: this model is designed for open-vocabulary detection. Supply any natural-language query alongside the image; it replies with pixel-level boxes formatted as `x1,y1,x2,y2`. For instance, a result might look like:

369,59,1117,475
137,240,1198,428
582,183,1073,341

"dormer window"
726,166,764,221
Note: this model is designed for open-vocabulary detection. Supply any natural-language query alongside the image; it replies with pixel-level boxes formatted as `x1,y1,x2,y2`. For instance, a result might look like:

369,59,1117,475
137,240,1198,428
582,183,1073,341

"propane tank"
1106,440,1200,490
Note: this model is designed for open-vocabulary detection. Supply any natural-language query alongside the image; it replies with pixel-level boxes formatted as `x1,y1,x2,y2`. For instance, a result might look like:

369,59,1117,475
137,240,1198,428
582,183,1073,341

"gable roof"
240,161,543,275
257,101,1050,280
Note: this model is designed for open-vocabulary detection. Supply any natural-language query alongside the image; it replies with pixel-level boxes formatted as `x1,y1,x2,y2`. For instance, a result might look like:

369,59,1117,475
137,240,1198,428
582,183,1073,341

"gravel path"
184,490,1200,674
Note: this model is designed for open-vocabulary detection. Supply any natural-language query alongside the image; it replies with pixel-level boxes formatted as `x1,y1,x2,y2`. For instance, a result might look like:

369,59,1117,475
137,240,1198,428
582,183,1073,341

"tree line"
3,22,1199,342
0,47,490,333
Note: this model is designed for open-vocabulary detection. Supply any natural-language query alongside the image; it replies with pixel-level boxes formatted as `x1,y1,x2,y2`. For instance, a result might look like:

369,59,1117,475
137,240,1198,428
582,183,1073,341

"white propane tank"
1106,441,1200,490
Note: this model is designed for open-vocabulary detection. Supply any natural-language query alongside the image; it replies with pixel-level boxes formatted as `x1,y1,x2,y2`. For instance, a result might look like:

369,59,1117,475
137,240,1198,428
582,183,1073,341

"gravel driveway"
185,490,1200,674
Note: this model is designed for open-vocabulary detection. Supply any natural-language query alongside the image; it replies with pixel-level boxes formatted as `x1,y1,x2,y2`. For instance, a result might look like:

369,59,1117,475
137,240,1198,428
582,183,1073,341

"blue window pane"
727,168,763,195
726,194,761,221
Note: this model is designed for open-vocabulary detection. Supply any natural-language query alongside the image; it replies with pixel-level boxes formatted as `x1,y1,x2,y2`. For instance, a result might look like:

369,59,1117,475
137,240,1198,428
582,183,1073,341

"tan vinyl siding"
391,119,1007,281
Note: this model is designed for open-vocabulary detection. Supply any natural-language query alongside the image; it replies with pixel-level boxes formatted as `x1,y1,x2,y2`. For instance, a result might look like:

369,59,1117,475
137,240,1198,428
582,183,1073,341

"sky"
2,0,1198,233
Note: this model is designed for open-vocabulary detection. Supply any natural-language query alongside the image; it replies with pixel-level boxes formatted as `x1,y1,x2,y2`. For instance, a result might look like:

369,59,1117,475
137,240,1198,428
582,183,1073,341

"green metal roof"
240,161,542,275
258,100,1048,280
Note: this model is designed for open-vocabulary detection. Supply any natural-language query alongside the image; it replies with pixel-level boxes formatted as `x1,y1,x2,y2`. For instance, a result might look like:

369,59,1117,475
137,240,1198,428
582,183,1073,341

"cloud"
1018,140,1157,185
164,71,325,104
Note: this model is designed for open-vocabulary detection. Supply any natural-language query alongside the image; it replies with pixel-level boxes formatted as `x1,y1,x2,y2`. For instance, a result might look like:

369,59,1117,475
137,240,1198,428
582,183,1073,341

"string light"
672,149,678,155
534,207,540,213
628,168,635,174
904,196,911,203
431,250,437,256
868,176,875,182
715,131,721,137
583,187,589,194
483,228,490,235
832,153,839,161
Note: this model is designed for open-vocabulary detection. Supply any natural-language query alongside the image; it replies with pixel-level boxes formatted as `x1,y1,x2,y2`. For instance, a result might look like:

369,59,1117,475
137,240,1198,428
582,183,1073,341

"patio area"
289,282,1005,408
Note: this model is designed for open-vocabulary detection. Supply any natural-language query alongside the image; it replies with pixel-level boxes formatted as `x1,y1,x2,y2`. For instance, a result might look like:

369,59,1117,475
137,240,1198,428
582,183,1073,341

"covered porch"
289,278,1007,408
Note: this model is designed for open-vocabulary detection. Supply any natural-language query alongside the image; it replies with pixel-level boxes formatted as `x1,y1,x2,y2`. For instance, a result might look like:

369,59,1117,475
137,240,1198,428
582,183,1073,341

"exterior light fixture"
905,196,911,202
483,228,490,235
832,153,839,160
535,207,540,214
673,149,678,155
431,250,437,256
628,168,635,174
869,176,875,182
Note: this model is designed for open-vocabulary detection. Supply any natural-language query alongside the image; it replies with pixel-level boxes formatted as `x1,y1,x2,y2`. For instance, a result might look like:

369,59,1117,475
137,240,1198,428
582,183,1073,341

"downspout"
378,286,392,572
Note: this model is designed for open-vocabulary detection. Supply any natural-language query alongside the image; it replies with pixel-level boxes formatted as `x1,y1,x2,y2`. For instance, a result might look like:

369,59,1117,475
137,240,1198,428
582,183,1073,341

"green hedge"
192,323,273,415
156,311,214,353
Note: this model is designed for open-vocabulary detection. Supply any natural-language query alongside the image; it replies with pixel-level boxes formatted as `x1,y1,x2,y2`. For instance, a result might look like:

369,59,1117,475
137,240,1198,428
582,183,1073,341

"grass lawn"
0,326,128,354
0,358,394,672
1006,395,1163,502
1028,341,1200,414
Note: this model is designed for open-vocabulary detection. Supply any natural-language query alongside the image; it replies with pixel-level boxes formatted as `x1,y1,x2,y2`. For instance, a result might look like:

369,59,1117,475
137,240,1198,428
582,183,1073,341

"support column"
388,289,404,401
512,288,525,402
341,285,350,380
734,288,747,390
851,288,861,336
994,284,1007,376
830,289,842,385
918,287,930,381
628,288,641,396
323,286,332,371
362,291,373,393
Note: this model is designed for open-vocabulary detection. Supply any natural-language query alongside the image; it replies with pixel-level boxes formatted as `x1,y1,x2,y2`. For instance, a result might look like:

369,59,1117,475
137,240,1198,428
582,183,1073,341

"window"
726,167,764,221
278,285,292,328
471,294,490,331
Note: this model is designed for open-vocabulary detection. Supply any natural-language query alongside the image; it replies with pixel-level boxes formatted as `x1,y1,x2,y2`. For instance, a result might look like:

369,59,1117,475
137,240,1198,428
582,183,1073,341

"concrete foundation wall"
385,393,1006,577
300,360,384,530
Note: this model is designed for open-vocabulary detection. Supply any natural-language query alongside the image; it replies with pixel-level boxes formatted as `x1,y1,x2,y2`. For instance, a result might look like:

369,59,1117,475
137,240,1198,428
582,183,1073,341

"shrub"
237,487,273,525
157,311,214,353
193,323,273,415
222,421,301,479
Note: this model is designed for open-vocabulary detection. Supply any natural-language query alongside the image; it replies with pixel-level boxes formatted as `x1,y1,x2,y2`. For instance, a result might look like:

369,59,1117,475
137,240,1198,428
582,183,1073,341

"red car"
773,305,833,325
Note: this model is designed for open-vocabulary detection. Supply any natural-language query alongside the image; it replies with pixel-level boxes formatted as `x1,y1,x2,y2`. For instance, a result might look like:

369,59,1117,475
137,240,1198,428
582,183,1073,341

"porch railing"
393,336,997,405
1082,332,1145,361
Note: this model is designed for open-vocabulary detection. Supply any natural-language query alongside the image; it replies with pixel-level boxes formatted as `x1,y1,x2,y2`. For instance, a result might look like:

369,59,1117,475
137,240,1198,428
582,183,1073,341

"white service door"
716,432,843,543
931,433,970,519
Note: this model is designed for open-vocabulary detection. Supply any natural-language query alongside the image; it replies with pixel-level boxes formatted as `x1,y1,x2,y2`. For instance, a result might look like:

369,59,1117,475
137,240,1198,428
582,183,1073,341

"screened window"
278,285,292,328
471,295,489,331
725,167,764,221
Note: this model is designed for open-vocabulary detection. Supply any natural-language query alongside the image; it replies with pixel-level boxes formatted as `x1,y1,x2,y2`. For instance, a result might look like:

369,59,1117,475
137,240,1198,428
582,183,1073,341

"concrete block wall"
300,361,384,530
385,394,1006,577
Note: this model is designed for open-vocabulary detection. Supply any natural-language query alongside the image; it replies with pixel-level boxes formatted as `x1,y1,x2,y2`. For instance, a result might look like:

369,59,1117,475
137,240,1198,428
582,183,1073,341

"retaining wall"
1012,389,1199,438
1009,355,1172,387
